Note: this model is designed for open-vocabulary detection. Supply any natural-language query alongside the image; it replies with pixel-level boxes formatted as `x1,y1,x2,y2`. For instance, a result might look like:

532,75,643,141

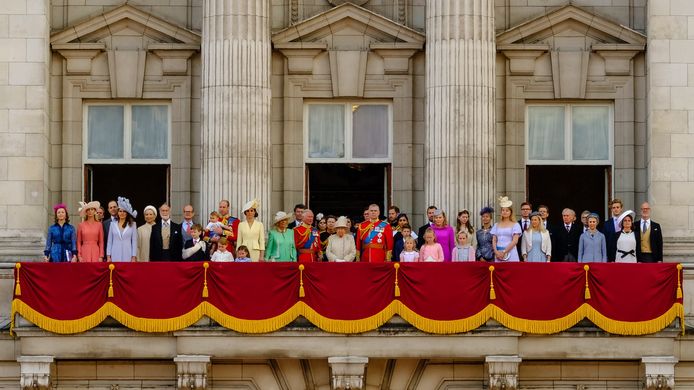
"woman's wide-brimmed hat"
274,211,290,224
117,196,137,218
498,196,513,208
617,209,636,227
242,199,259,214
334,216,349,229
78,200,101,217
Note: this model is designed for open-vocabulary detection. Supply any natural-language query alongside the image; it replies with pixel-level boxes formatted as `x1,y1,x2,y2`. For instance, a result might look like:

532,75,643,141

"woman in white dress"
615,210,637,263
236,199,265,261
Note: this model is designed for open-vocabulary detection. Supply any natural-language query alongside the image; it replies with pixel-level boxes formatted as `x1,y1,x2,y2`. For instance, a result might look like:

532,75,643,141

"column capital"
486,355,521,390
175,355,211,390
328,356,368,390
642,356,677,390
17,356,54,390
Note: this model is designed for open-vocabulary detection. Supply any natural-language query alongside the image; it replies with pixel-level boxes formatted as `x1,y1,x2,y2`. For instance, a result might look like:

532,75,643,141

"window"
305,102,391,162
84,102,171,163
526,103,612,165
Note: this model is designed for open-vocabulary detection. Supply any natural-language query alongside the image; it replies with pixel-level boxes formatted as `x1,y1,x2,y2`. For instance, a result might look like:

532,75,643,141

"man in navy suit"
551,208,582,262
516,202,532,258
634,202,663,263
602,198,623,262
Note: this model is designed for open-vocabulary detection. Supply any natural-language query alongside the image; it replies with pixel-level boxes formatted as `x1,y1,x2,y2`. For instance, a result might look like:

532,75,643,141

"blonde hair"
499,206,516,222
456,230,469,243
403,236,416,248
423,228,438,243
528,214,546,233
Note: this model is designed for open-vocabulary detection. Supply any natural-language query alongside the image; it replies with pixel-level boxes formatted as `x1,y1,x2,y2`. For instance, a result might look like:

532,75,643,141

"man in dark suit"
602,198,623,262
288,203,306,229
517,202,532,258
102,200,118,251
417,205,437,248
150,203,183,261
551,208,582,262
634,202,663,263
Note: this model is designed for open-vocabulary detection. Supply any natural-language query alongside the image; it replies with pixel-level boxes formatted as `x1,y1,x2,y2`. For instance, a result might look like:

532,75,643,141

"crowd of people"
43,195,663,264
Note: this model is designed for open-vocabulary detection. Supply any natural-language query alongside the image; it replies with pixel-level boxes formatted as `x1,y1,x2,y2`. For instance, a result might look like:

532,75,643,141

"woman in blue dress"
521,212,552,262
578,213,607,262
44,203,77,262
476,206,495,261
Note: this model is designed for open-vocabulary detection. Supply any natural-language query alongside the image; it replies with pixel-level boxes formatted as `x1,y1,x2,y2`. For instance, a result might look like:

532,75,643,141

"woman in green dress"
266,211,297,262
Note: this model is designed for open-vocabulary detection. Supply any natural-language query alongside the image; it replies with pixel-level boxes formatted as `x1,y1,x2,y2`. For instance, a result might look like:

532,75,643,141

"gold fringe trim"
394,263,401,297
677,264,683,299
301,301,397,334
14,263,21,296
396,301,491,334
204,301,300,333
584,265,591,300
491,304,587,334
585,303,684,336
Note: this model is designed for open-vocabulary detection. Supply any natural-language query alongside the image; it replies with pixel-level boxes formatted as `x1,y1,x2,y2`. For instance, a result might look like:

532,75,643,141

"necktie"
523,221,527,231
186,222,191,233
164,221,169,228
566,224,570,232
643,221,647,232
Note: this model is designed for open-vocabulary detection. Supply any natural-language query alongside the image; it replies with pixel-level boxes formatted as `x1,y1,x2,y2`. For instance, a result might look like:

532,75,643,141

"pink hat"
53,203,68,213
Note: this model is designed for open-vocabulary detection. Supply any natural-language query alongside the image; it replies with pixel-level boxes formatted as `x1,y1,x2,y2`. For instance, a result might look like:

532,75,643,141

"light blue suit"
578,230,607,262
107,221,138,262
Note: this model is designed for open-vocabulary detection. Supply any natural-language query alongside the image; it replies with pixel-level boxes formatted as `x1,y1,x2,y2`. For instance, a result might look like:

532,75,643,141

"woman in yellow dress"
236,199,265,261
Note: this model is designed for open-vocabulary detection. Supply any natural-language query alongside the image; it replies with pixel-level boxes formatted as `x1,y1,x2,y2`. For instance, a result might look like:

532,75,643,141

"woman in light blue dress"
521,212,552,262
106,196,138,262
578,213,607,263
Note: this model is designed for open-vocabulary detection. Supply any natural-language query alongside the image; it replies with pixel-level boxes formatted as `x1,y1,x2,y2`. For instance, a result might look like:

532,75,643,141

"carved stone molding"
328,356,368,390
328,0,369,6
17,356,54,390
486,355,521,390
642,356,677,390
175,355,211,390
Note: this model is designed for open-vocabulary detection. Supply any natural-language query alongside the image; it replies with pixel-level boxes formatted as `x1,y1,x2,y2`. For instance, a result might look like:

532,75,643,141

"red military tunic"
356,219,393,262
294,223,321,263
220,214,240,257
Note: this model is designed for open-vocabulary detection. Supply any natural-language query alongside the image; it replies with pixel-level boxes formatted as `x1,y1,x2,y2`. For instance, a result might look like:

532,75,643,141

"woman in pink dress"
77,201,104,262
430,209,455,261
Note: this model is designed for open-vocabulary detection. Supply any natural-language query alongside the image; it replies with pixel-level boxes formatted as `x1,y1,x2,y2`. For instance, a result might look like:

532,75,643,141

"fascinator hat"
479,206,494,216
78,200,101,217
53,203,68,213
242,199,260,214
117,196,137,218
498,196,513,208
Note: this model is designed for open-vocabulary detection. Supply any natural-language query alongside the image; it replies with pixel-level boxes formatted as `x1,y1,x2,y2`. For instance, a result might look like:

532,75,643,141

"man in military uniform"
294,209,321,262
356,204,393,262
215,199,240,257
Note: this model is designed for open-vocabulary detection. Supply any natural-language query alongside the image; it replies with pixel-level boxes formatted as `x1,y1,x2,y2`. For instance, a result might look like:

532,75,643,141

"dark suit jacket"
417,222,432,248
602,217,619,262
183,239,207,261
150,220,183,261
634,220,663,262
516,219,531,259
551,222,582,261
102,217,117,251
288,220,301,229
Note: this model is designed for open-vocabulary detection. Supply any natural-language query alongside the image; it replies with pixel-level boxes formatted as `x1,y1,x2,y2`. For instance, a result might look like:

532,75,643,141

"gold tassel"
14,263,21,296
202,262,209,298
677,264,683,299
584,264,591,300
299,264,305,298
108,264,115,298
394,263,401,297
489,265,496,300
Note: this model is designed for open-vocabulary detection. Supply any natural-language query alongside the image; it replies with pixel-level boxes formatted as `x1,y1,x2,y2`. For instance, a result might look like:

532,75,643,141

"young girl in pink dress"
419,228,444,262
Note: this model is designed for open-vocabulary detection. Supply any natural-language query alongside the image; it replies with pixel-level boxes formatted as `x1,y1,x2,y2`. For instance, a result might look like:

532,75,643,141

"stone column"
646,1,694,260
200,0,272,221
175,355,210,390
0,0,51,261
424,0,496,221
328,356,368,390
17,356,54,390
642,356,677,390
485,355,521,390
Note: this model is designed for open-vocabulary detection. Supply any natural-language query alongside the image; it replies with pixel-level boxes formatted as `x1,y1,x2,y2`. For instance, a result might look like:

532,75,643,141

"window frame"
525,102,614,166
303,101,393,164
83,101,172,164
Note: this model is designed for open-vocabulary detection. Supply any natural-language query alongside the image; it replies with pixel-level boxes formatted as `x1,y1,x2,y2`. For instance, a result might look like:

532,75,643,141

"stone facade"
1,0,694,388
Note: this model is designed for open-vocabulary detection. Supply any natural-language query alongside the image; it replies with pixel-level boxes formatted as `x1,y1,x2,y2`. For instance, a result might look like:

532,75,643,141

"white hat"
143,205,158,218
78,200,101,217
274,211,290,223
334,216,349,229
498,196,513,208
242,199,260,214
616,209,636,227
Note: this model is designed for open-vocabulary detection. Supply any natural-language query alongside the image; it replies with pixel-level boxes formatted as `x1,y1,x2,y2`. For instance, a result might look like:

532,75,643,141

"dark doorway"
527,165,609,227
307,163,390,222
86,164,169,226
